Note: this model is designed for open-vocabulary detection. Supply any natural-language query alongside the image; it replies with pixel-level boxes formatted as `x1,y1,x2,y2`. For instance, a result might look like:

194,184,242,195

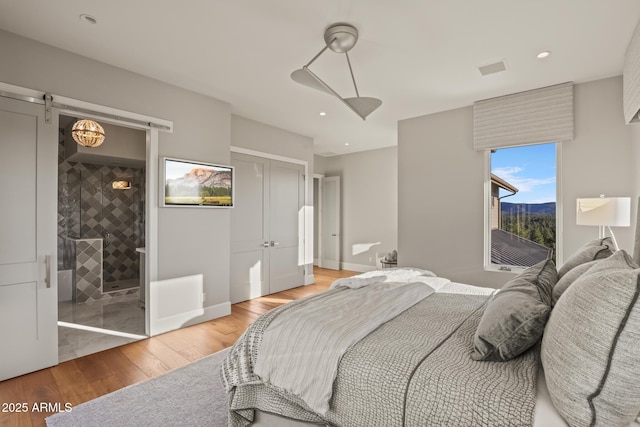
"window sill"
484,264,526,275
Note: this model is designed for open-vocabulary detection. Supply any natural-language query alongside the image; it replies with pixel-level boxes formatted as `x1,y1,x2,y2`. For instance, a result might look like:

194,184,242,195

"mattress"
252,369,640,427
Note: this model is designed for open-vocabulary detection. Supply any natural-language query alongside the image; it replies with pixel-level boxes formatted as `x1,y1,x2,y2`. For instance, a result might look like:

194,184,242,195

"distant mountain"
167,168,231,189
501,202,556,215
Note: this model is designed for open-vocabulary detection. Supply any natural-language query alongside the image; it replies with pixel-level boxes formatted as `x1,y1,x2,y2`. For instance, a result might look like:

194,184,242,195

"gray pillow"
558,237,613,278
542,250,640,427
551,260,598,306
472,258,556,362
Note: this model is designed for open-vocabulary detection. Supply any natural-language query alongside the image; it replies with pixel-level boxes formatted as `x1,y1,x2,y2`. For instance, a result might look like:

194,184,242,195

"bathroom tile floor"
58,292,147,362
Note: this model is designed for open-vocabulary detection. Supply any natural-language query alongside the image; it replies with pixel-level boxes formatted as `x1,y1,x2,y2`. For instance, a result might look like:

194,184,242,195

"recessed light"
319,112,326,116
80,14,98,25
536,51,551,59
344,143,350,146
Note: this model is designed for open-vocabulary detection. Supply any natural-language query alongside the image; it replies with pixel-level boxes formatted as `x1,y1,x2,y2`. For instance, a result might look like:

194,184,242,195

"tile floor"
58,291,147,362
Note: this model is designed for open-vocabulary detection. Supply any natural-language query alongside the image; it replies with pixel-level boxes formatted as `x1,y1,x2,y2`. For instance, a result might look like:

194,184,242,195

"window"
486,143,558,271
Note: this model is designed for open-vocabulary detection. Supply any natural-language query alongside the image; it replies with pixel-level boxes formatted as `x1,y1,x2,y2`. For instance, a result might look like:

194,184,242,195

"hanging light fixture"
112,180,132,190
291,23,382,120
72,119,105,147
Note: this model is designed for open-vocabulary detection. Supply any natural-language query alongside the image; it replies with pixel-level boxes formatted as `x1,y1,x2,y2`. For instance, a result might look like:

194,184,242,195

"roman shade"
473,82,574,151
624,20,640,124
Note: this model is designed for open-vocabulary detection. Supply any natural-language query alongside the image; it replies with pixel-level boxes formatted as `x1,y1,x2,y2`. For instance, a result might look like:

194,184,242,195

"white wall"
0,30,232,317
398,76,635,288
230,114,315,278
315,147,398,272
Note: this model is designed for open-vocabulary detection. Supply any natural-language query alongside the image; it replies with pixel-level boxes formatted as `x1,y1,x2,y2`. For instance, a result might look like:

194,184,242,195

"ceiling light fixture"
536,51,551,59
79,14,98,24
291,23,382,120
72,119,105,147
319,111,327,116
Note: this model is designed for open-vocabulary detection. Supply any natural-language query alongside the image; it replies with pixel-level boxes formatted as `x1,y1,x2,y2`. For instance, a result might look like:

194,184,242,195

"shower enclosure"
58,145,145,302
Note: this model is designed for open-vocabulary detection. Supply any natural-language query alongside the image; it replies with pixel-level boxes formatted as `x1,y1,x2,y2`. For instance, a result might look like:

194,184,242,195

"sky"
164,158,230,180
491,143,556,204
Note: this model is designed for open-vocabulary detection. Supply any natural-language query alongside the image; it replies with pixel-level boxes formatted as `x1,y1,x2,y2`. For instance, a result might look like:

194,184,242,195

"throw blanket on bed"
255,278,441,415
329,267,437,289
222,277,539,427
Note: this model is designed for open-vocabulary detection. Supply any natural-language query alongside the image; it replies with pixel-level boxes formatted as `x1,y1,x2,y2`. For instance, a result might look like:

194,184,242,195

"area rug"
46,348,229,426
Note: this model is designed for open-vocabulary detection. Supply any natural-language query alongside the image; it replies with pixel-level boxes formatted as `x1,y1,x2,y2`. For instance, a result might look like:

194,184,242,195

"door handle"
271,241,280,247
44,254,51,288
331,234,337,236
262,241,270,247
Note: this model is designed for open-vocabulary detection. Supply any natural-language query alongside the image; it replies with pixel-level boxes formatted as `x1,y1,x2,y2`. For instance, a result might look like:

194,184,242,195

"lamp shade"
72,119,105,147
576,197,631,226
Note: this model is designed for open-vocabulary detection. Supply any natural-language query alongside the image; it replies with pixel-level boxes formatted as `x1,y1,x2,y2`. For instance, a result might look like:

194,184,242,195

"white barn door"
0,96,58,380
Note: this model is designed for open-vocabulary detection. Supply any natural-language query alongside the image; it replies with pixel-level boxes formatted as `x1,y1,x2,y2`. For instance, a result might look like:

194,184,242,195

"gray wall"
561,77,634,257
231,115,314,163
631,124,640,261
0,30,232,308
316,147,398,271
398,76,636,288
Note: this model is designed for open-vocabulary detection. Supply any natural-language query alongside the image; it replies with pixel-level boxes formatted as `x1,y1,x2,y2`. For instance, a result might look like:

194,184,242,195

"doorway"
0,82,168,380
56,115,148,361
314,175,341,270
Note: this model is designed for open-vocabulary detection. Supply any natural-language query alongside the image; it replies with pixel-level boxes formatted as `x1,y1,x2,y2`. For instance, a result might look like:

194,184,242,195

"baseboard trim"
340,262,378,273
150,301,231,336
183,302,232,327
305,274,315,285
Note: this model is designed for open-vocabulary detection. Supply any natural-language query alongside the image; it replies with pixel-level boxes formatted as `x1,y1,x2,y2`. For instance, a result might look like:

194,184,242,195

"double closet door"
230,153,305,303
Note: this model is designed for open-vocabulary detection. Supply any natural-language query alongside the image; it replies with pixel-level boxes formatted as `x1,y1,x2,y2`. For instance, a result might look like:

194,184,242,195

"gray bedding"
222,286,540,427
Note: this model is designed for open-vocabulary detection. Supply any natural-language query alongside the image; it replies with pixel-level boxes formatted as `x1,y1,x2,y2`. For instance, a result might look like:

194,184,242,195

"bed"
222,238,640,427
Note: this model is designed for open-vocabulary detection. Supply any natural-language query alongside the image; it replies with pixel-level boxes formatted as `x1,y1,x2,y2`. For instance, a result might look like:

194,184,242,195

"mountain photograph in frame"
162,157,234,208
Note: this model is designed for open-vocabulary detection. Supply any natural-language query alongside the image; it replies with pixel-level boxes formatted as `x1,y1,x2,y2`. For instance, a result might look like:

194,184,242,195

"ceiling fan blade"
290,68,334,95
344,97,382,119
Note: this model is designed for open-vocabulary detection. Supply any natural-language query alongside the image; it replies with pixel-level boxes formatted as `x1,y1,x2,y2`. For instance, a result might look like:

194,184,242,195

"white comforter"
254,268,444,415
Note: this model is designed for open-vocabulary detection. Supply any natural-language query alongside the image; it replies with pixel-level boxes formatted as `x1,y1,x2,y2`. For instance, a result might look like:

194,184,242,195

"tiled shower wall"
57,128,145,290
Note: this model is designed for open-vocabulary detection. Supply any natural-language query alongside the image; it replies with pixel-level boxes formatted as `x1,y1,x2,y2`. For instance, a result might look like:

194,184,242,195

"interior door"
230,154,270,303
268,160,304,293
321,176,341,270
0,96,58,381
230,153,304,302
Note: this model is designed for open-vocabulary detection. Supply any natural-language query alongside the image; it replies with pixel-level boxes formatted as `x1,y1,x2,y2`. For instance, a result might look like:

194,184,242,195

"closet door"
230,154,270,304
268,160,304,293
230,153,305,302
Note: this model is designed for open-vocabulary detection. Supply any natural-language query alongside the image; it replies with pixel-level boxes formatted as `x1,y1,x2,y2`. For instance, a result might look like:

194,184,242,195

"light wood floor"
0,267,356,427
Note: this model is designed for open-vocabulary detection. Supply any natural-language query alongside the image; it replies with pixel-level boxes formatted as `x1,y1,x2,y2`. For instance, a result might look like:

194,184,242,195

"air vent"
478,60,507,76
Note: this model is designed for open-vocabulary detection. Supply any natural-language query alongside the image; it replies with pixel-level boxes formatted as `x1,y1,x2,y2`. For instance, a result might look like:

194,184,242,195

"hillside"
501,202,556,215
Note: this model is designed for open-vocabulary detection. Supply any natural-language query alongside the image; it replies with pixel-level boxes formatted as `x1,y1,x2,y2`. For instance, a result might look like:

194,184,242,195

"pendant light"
72,119,105,147
291,23,382,120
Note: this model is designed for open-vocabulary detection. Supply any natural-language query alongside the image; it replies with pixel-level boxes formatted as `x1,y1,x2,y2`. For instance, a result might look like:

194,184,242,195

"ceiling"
1,1,639,156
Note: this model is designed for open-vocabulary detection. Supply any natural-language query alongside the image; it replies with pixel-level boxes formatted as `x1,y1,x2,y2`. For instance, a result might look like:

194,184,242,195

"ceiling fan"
291,23,382,120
